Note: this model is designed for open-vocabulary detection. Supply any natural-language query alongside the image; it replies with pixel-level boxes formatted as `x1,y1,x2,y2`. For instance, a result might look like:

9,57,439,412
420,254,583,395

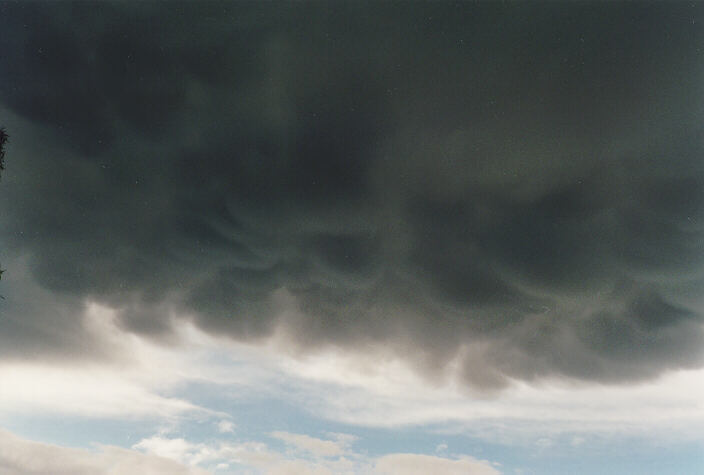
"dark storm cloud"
1,2,704,387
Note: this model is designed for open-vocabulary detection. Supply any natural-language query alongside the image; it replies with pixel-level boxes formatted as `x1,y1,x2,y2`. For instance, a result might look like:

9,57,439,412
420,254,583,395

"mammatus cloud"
1,305,702,447
1,3,703,389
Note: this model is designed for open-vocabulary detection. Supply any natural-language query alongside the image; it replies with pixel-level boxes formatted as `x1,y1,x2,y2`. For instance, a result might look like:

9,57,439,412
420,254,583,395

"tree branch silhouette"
0,127,7,294
0,127,6,176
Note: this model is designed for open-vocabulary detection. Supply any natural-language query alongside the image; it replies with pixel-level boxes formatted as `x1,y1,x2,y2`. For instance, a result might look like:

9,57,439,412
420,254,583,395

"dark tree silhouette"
0,127,6,290
0,128,6,176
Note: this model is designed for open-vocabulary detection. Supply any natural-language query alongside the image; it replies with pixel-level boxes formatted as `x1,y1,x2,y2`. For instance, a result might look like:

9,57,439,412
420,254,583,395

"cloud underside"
1,3,704,389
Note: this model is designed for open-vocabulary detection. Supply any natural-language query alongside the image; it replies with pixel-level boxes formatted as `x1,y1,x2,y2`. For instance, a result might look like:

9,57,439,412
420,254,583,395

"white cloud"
217,420,235,434
0,303,202,419
270,431,347,457
0,302,271,420
233,448,337,475
0,361,201,419
132,437,217,467
275,346,704,444
325,432,358,446
132,431,500,475
374,453,500,475
0,429,207,475
134,435,356,475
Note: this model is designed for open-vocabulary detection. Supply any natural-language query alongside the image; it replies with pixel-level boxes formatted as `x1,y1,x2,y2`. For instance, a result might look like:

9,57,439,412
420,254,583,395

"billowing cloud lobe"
1,2,703,388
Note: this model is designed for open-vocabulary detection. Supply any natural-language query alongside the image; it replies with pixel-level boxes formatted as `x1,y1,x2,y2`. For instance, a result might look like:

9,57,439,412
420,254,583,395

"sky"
0,2,703,474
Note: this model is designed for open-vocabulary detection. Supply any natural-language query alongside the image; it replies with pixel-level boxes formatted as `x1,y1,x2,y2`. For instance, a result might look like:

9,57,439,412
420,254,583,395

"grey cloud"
1,2,703,388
